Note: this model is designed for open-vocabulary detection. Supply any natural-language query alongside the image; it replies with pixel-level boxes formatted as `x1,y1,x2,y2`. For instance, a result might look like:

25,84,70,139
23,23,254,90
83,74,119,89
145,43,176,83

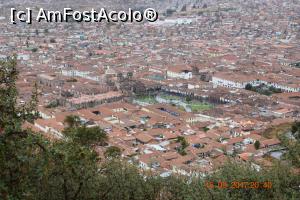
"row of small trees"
245,83,282,96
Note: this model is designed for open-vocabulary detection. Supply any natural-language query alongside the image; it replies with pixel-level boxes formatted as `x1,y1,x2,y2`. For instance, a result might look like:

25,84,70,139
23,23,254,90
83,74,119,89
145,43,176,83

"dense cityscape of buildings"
0,0,299,177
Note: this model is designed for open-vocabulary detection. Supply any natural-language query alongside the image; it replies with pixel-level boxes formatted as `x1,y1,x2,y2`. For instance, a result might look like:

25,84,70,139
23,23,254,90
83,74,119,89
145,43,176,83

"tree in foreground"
63,125,108,146
105,146,122,159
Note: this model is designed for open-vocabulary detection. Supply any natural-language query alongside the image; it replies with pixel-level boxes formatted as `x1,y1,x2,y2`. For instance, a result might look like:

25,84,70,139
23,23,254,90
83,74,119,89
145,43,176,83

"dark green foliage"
245,83,282,96
205,161,300,200
29,141,100,200
160,176,208,200
31,47,38,53
0,56,38,132
127,72,133,79
177,136,189,149
63,125,108,146
269,86,282,93
254,140,260,150
291,124,298,134
291,121,300,140
176,136,189,156
63,115,81,128
245,83,253,90
291,62,300,68
177,148,187,156
185,96,192,102
279,122,300,168
97,161,162,200
45,100,59,108
105,146,122,159
203,127,209,132
285,142,300,167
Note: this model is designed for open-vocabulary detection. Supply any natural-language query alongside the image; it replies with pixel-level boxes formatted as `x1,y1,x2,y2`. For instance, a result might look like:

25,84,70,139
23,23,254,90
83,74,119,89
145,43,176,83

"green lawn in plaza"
188,102,213,112
136,96,157,104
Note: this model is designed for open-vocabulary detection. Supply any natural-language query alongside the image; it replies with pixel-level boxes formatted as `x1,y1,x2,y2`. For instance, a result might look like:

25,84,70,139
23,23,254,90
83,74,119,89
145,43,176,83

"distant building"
37,74,64,88
67,91,123,109
167,66,192,80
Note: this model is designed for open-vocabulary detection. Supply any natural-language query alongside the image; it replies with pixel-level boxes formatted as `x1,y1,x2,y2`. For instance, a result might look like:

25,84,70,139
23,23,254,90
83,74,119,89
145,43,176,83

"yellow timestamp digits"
205,181,273,189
